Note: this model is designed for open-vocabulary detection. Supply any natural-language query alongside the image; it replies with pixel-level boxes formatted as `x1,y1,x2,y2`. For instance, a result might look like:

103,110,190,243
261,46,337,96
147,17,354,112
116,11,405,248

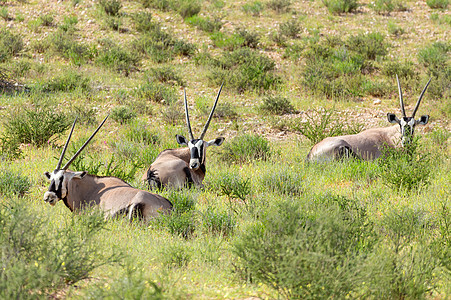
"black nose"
190,163,198,169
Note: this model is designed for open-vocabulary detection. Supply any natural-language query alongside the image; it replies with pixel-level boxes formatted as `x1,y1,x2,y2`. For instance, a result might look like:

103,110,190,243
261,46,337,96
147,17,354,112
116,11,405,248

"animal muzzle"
189,159,200,170
43,191,59,206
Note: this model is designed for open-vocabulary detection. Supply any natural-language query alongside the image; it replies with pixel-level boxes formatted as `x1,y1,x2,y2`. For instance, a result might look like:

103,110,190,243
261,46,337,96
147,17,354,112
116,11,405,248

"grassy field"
0,0,450,298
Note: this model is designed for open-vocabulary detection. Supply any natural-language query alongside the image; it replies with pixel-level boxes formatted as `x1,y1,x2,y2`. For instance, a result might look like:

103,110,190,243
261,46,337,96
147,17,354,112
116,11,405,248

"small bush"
185,15,223,32
39,13,54,26
58,15,78,33
160,102,184,125
0,28,23,62
381,60,416,79
140,0,171,10
369,0,407,14
259,167,303,195
387,21,405,36
147,65,184,86
322,0,358,14
378,139,434,191
347,32,389,60
279,19,301,38
266,0,291,13
0,7,10,21
111,106,137,124
178,0,201,19
219,134,271,164
0,170,31,197
2,105,70,147
70,104,97,126
99,0,122,16
258,95,296,115
426,0,448,9
48,30,90,64
104,16,122,31
131,11,156,32
96,41,139,75
418,42,450,76
218,173,252,201
124,120,160,145
202,207,236,235
40,69,90,92
161,243,192,267
135,81,177,104
159,210,196,238
293,108,363,144
242,1,264,16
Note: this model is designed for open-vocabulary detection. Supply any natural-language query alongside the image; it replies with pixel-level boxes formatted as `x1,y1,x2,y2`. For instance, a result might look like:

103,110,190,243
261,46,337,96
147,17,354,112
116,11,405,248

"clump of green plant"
99,0,122,16
202,206,236,235
381,60,416,80
378,139,434,192
0,7,11,21
387,21,405,36
293,108,363,144
40,69,90,92
70,104,97,125
233,195,375,298
266,0,291,13
178,0,201,19
140,0,171,10
111,106,137,124
242,1,264,16
259,167,304,195
59,15,78,32
161,243,192,267
219,134,271,164
146,65,184,86
347,31,389,60
206,48,281,93
131,11,155,32
0,170,31,197
258,95,296,115
279,19,301,38
417,42,450,98
48,29,91,65
0,28,23,62
426,0,448,9
135,80,177,104
185,15,222,32
39,13,54,26
369,0,407,14
0,199,121,299
217,173,252,201
95,40,139,75
2,104,70,147
322,0,358,14
160,102,184,125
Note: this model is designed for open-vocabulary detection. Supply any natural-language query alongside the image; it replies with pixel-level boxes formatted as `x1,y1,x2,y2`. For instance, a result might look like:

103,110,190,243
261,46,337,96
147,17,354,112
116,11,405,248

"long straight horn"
412,78,432,118
56,118,77,170
184,89,194,140
62,115,109,170
199,83,223,140
396,75,406,117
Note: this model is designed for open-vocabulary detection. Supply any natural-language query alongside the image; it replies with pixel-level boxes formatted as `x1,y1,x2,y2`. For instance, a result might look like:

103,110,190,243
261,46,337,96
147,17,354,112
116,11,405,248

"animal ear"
176,134,188,145
207,137,224,147
73,171,87,179
416,115,429,125
44,171,51,179
387,113,400,124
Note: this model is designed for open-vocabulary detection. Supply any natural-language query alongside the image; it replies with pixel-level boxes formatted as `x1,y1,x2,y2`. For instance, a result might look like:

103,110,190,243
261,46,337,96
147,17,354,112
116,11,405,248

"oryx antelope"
306,76,431,162
143,85,225,189
44,116,172,221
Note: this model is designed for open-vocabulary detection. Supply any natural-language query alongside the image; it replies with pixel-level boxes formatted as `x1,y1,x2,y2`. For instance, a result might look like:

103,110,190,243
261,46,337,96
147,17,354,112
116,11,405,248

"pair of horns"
184,84,223,140
396,75,431,118
56,115,109,170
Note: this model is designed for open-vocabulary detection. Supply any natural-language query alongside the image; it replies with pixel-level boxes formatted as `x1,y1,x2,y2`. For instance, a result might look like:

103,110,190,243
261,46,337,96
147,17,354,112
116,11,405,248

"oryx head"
387,76,431,146
43,116,108,206
176,85,225,170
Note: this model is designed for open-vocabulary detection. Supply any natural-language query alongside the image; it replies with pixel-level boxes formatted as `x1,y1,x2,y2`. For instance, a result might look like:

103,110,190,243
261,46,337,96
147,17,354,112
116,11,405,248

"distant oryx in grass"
143,85,225,189
44,116,172,221
306,76,431,162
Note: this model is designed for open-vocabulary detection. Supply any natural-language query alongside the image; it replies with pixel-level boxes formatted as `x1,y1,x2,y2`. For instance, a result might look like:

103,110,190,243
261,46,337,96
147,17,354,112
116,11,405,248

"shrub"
111,106,137,124
160,102,184,125
378,139,434,191
218,173,252,201
369,0,407,14
104,16,122,31
59,15,78,33
140,0,171,10
233,195,374,298
135,81,177,104
347,32,389,60
219,134,271,164
210,31,245,50
70,104,97,125
293,108,363,144
242,1,264,16
387,21,405,36
48,29,90,64
235,28,260,48
123,120,160,145
2,105,70,147
202,207,236,235
322,0,358,14
207,48,281,93
161,243,192,267
0,170,31,197
0,135,22,160
39,13,54,26
178,0,201,19
0,28,23,62
147,65,184,86
418,42,450,76
426,0,448,9
266,0,291,13
258,95,296,115
0,7,10,21
95,41,139,75
381,60,416,79
186,15,222,32
99,0,122,16
279,19,301,38
0,199,120,299
40,69,90,92
259,167,303,195
131,11,156,32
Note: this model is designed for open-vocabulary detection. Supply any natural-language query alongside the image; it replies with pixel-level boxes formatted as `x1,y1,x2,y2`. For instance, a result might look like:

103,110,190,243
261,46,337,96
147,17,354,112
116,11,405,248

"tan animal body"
306,76,431,162
143,85,224,189
44,116,172,221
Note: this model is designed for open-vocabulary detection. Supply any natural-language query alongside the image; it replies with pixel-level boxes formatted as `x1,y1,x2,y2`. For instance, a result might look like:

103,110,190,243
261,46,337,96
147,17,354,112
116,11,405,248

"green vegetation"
426,0,449,9
322,0,359,14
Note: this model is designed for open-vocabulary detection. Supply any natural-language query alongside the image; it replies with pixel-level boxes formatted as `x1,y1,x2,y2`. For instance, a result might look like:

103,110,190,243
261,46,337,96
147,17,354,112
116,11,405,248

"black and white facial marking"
387,113,429,146
43,170,86,206
176,134,224,170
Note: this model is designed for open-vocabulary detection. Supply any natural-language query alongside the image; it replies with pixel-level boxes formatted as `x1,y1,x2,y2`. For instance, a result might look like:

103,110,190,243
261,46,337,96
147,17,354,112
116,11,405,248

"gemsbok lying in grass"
306,76,431,162
44,116,172,221
143,85,225,189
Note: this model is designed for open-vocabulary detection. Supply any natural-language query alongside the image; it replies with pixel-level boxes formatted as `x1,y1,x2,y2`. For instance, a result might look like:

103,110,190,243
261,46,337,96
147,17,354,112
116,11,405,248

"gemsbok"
44,116,173,221
306,76,431,162
143,85,225,189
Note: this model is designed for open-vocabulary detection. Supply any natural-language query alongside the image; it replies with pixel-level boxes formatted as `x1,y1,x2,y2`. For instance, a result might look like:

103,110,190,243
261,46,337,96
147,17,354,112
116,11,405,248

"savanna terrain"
0,0,450,298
